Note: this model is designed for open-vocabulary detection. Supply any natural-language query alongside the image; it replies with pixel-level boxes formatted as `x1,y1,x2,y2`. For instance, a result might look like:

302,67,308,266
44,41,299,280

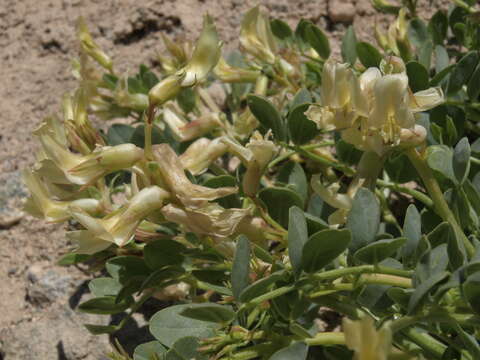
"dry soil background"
0,0,447,359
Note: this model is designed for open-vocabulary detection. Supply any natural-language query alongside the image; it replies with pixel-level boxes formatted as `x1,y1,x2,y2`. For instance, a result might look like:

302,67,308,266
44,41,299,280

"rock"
0,171,26,229
26,264,73,306
0,305,111,360
328,0,356,23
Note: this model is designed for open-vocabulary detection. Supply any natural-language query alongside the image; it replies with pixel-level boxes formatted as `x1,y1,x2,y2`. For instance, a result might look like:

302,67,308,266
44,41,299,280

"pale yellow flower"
240,7,277,64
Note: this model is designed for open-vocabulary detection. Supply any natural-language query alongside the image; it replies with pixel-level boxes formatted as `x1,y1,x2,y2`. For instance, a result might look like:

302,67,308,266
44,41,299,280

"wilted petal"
162,203,250,238
410,87,444,112
153,144,237,208
180,138,228,175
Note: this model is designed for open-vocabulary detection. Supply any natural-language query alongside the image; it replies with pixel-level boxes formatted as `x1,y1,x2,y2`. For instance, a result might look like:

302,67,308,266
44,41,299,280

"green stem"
312,265,413,282
401,327,446,359
406,148,475,258
144,105,155,160
242,285,295,309
117,290,153,329
377,179,434,207
268,142,334,169
359,274,412,288
295,147,355,176
304,332,346,346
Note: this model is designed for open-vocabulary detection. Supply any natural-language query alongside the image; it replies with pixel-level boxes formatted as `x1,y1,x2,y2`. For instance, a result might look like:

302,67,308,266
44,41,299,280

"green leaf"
408,271,449,314
406,61,429,92
347,188,381,253
140,266,184,291
130,124,168,148
247,95,286,141
133,341,167,360
259,187,304,228
456,325,480,359
356,42,382,68
239,271,285,302
271,19,293,40
204,175,241,208
354,238,406,264
107,124,136,146
231,235,251,301
408,18,430,48
84,324,118,335
287,103,319,145
144,240,185,270
106,256,151,284
341,26,357,64
165,337,207,360
430,64,454,87
305,24,330,59
304,212,328,235
177,88,196,113
426,145,456,182
434,45,449,73
288,206,308,275
418,40,433,70
180,303,235,323
463,272,480,315
149,304,218,347
447,51,479,95
57,253,90,266
302,229,351,273
78,296,132,315
429,10,448,45
290,88,312,108
89,277,122,297
452,137,471,185
277,162,308,204
270,342,308,360
402,205,422,267
467,63,480,101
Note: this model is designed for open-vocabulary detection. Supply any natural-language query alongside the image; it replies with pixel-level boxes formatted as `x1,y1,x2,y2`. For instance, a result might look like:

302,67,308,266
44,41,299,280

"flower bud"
163,106,220,142
149,72,185,107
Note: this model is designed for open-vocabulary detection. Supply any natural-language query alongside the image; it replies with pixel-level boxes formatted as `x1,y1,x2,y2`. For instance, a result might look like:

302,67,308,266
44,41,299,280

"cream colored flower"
68,186,170,253
77,17,113,71
311,174,352,225
343,316,392,360
221,131,277,197
214,57,260,83
22,169,102,223
240,7,277,64
149,16,221,107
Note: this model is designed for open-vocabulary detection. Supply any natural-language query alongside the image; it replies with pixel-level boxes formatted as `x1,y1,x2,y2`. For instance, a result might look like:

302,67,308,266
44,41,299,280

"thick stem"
406,148,475,258
304,332,346,346
312,265,412,281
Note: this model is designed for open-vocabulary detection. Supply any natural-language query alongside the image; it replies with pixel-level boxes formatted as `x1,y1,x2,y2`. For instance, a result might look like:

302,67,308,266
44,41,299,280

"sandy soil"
0,0,447,358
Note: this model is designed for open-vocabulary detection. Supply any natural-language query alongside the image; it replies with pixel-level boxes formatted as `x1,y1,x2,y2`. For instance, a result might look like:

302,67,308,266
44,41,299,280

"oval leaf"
356,42,382,68
354,238,406,264
247,95,286,141
288,206,308,275
180,303,235,323
302,229,351,273
232,235,251,301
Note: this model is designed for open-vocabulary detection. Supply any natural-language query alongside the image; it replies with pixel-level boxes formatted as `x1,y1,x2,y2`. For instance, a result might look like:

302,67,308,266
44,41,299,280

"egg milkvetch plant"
22,1,480,360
